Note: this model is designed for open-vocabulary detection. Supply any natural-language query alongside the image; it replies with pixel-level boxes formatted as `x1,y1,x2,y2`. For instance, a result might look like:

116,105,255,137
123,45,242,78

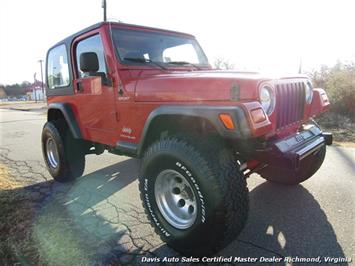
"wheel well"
47,104,83,139
47,108,75,139
140,115,221,155
48,108,65,122
47,108,93,152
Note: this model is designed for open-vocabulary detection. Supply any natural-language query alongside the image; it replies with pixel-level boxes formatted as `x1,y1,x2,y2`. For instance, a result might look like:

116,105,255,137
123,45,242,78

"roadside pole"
38,59,45,102
33,73,37,103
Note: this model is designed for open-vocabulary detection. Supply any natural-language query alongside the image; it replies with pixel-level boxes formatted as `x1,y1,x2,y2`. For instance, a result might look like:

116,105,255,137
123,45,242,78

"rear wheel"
42,120,85,182
139,136,249,255
259,145,326,185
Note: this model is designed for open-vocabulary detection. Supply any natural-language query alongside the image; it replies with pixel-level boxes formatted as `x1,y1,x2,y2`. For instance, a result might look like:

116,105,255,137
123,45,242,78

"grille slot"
276,82,305,129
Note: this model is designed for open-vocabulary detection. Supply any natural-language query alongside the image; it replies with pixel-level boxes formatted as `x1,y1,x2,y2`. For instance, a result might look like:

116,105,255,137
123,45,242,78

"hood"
134,70,307,102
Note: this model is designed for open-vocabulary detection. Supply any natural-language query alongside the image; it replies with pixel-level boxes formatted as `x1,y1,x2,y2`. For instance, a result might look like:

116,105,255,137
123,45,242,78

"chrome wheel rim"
154,169,197,229
46,138,59,168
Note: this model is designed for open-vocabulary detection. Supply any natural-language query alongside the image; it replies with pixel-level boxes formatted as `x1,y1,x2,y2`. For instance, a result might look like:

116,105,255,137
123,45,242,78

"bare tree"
213,57,235,70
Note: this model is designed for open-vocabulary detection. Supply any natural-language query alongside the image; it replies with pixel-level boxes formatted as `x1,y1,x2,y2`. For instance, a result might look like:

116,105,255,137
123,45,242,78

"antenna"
102,0,107,22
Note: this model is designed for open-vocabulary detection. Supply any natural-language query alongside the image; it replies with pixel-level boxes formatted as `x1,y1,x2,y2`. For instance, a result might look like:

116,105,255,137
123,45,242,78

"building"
25,80,45,101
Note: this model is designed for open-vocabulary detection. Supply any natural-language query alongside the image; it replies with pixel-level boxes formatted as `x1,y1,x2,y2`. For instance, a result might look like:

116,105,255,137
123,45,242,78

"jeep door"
72,30,118,145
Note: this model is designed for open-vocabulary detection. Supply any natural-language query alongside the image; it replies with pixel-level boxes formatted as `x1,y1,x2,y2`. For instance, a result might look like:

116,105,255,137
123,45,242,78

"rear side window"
47,44,70,89
75,34,107,78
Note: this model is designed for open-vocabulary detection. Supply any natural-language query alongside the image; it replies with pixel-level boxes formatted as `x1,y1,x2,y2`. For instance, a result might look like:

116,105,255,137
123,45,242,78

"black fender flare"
136,105,251,156
47,103,82,139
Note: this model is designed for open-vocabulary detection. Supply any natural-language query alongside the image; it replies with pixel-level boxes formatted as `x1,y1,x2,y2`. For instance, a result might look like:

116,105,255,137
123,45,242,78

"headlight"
305,81,313,104
259,85,275,115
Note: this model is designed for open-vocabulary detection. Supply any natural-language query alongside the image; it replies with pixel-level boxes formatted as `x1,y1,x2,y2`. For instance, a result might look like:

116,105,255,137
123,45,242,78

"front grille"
276,81,305,129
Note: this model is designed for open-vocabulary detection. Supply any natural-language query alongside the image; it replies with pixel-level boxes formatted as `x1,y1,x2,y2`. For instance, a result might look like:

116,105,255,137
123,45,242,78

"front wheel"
139,137,249,256
42,120,85,182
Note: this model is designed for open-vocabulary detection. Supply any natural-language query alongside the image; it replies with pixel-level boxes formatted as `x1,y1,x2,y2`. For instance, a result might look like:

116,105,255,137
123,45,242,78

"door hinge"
118,81,124,95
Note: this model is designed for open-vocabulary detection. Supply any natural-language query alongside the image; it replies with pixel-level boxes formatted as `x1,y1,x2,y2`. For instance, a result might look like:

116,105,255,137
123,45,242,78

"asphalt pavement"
0,108,354,265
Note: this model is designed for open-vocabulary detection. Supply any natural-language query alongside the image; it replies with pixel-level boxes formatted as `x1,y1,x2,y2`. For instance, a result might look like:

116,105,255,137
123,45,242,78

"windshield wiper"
123,57,167,70
167,61,202,70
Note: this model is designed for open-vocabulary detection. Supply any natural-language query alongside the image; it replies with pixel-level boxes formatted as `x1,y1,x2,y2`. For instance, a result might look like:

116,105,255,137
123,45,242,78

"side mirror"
80,52,99,73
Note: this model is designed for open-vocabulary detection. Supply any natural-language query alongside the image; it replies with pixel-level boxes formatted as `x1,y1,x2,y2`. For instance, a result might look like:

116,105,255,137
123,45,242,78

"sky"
0,0,354,85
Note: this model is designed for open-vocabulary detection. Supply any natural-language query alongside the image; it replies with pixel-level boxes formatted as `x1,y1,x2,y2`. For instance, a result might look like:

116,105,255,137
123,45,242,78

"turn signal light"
251,108,267,123
219,114,235,130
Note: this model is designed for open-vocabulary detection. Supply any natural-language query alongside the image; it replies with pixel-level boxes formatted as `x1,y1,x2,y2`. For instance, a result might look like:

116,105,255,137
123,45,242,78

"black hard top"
51,21,195,50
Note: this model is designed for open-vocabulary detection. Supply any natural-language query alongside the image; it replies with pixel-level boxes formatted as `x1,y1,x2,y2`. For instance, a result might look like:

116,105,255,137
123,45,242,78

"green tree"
309,61,355,120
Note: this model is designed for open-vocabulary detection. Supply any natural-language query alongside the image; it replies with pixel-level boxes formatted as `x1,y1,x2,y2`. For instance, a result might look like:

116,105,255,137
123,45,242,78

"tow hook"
242,163,268,178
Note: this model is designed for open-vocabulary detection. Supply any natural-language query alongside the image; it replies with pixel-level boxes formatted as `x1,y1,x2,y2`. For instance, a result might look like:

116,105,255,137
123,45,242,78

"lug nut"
177,199,185,207
172,187,181,194
175,176,183,183
188,205,194,214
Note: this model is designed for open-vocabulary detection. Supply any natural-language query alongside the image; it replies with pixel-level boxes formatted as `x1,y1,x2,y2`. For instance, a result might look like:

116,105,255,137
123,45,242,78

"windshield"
111,28,209,66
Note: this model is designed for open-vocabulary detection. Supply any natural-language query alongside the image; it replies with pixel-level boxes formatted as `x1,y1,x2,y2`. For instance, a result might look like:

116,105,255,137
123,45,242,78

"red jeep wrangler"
41,22,332,255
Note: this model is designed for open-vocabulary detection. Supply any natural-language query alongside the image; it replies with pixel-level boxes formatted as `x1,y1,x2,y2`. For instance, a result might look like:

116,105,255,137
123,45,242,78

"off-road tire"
259,145,326,185
42,120,85,182
139,136,249,256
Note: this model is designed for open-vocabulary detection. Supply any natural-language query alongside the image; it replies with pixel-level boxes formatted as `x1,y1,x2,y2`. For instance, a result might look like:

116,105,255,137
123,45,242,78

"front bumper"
258,125,332,169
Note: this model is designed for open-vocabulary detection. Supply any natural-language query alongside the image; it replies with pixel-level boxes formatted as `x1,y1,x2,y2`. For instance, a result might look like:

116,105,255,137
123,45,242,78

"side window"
47,44,70,89
76,34,107,78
